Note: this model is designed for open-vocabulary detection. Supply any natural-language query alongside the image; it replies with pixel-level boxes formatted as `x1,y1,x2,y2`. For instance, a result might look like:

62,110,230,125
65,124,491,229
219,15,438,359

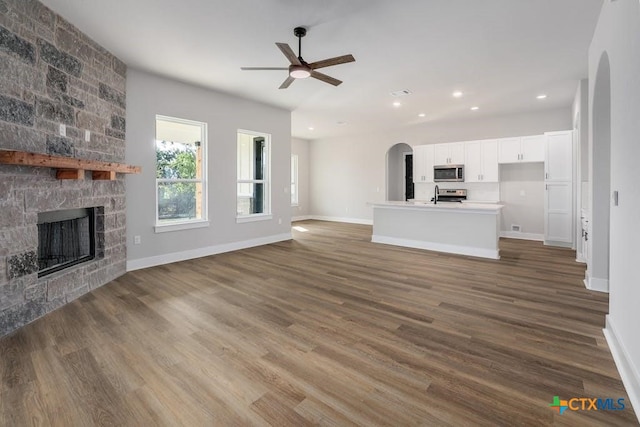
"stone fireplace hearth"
1,0,128,336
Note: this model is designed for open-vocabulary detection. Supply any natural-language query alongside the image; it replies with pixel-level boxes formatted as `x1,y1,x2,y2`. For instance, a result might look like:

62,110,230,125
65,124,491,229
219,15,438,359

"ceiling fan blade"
308,54,355,70
276,43,301,65
241,67,288,71
279,75,295,89
310,70,342,86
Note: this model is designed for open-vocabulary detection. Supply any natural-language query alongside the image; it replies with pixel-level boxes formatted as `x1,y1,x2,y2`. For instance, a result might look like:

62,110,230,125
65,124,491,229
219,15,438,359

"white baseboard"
543,240,573,248
126,232,292,272
586,275,609,293
292,215,312,222
372,235,499,260
310,215,373,226
499,231,544,241
603,316,640,423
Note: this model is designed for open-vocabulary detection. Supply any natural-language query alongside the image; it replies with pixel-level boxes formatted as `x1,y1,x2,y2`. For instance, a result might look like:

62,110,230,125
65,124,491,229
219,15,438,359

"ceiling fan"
241,27,355,89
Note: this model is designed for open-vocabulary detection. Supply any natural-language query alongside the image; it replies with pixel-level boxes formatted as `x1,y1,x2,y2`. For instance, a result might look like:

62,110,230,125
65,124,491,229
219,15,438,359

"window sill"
155,219,209,233
291,203,299,207
236,214,273,223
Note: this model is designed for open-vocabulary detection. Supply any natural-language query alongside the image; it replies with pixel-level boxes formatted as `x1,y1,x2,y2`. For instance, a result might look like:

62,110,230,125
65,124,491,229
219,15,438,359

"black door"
405,154,414,200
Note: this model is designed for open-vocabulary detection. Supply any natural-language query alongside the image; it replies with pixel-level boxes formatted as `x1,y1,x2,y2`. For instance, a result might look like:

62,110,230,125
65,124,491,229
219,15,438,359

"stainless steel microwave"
434,164,464,182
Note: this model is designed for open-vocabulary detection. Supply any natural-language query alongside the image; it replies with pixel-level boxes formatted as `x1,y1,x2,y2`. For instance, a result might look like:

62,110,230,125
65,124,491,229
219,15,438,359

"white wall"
573,79,589,261
589,0,640,417
291,138,310,220
310,108,571,222
125,69,292,269
574,79,590,191
499,163,545,238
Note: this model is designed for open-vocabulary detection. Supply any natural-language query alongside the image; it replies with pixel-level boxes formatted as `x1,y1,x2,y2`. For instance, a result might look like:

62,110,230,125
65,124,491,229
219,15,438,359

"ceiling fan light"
290,65,311,79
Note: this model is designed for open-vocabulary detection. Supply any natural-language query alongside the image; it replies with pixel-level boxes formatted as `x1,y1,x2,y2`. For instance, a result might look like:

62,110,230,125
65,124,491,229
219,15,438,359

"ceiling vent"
390,89,412,97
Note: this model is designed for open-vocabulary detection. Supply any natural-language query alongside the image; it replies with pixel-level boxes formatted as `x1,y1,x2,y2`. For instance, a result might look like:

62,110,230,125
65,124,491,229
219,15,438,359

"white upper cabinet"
521,135,546,162
464,140,498,183
498,135,545,164
413,144,435,183
545,131,573,181
434,142,464,165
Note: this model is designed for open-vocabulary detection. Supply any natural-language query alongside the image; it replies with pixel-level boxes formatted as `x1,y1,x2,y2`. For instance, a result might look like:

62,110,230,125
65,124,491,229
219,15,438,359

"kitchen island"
371,201,504,259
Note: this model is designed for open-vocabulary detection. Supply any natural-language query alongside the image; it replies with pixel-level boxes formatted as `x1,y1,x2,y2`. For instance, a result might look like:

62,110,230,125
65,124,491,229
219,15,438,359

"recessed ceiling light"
537,94,547,99
337,121,346,125
393,101,401,107
453,91,463,98
308,127,314,131
418,113,426,118
470,106,479,111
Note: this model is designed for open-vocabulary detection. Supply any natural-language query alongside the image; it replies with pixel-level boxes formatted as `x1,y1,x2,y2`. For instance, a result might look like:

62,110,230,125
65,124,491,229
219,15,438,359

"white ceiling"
39,0,603,140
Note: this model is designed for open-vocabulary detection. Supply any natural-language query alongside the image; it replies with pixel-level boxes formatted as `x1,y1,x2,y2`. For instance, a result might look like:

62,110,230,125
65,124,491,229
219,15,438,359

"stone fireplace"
1,0,128,336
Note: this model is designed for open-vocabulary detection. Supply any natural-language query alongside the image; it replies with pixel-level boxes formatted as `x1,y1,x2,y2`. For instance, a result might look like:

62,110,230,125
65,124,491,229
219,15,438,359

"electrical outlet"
85,130,91,142
278,218,282,225
134,235,141,245
511,225,521,232
59,124,66,137
520,190,525,197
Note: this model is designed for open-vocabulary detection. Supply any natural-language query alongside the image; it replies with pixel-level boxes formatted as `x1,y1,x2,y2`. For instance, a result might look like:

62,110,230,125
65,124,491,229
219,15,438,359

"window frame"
291,154,299,206
154,115,209,233
236,129,272,223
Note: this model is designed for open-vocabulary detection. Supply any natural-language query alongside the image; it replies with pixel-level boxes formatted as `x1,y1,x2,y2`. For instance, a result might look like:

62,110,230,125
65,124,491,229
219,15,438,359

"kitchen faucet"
434,185,439,204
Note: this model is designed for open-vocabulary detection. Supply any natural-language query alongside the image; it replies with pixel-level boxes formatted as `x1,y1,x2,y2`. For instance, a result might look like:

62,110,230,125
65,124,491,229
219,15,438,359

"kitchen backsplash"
414,182,500,202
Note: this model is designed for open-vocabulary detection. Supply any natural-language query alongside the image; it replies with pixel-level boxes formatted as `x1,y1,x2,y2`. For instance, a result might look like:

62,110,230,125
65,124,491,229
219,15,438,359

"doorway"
385,143,413,201
588,52,611,292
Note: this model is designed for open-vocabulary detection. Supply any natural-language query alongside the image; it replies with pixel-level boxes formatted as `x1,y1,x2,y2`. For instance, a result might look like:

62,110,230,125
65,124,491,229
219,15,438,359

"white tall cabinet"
412,144,434,183
544,131,574,246
464,139,499,183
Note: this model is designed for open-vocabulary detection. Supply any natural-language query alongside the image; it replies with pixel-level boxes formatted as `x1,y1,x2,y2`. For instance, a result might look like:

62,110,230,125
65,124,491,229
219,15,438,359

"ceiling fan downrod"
294,26,306,61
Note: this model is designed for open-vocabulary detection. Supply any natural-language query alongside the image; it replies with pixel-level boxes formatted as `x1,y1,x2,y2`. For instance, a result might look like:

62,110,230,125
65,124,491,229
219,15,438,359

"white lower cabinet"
464,139,498,183
544,182,573,244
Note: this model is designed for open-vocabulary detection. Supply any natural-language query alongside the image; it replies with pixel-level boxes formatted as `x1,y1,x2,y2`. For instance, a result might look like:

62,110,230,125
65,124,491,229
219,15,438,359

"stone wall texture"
0,0,127,336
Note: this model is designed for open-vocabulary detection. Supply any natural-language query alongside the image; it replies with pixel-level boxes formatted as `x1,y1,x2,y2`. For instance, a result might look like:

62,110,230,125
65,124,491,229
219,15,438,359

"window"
237,130,271,221
155,115,207,231
291,154,299,206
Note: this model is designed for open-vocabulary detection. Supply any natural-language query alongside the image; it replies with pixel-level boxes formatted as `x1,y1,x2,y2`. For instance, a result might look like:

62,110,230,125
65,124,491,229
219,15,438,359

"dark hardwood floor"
1,220,637,426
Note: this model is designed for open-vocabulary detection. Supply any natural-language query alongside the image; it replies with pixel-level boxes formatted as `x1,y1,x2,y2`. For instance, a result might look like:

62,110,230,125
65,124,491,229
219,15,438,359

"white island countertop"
371,201,504,258
370,201,503,214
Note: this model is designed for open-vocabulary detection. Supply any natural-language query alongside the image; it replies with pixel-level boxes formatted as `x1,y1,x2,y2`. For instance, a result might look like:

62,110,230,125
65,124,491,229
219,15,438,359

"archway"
386,143,413,201
589,52,611,292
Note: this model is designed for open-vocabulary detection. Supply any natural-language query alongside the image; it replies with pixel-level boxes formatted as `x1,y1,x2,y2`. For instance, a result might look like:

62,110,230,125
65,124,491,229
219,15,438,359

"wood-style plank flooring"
1,220,637,426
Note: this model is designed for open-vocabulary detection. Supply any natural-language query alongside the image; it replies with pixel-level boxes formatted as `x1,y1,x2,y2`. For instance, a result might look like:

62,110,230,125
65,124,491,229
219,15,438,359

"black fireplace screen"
37,208,96,277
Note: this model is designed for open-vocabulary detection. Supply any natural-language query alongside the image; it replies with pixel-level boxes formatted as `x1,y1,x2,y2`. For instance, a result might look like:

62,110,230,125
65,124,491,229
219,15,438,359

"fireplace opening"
37,208,96,277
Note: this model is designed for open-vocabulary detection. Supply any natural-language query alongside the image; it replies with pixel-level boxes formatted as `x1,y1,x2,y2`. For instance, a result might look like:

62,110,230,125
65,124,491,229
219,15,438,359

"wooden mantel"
0,150,141,181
